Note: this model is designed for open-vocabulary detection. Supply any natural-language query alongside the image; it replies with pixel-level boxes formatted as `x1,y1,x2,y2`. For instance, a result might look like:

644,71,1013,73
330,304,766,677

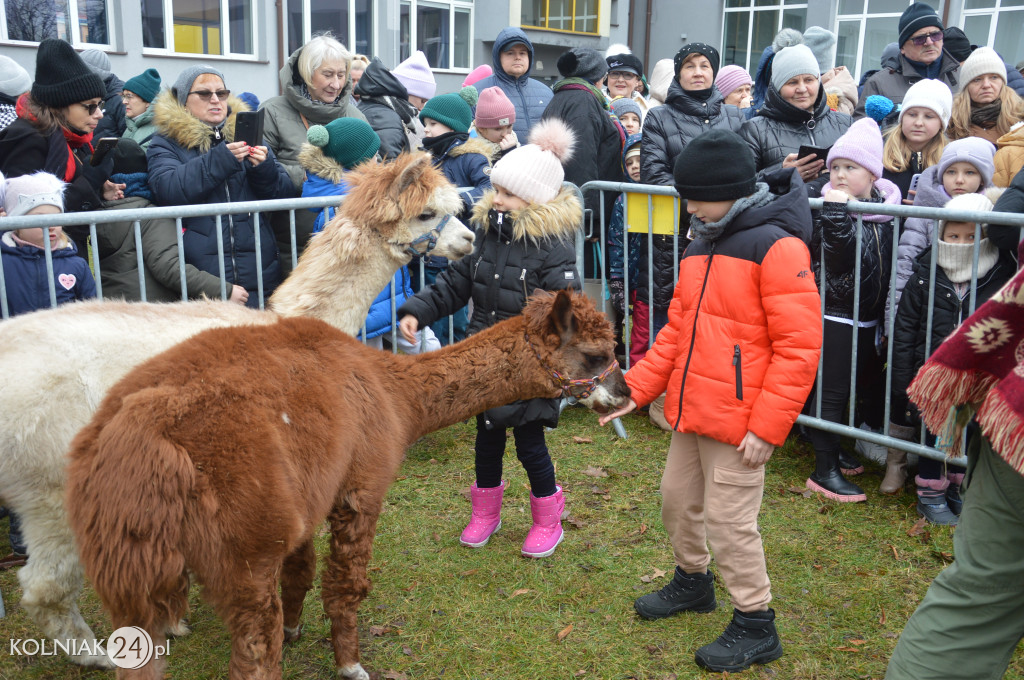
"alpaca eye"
418,211,436,221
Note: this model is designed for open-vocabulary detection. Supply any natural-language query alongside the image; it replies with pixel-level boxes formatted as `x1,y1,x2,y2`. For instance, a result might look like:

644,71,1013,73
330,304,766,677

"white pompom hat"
489,118,575,205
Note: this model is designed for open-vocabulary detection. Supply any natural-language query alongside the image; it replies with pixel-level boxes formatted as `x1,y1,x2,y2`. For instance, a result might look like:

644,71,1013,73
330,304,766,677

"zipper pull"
496,211,503,226
519,269,526,281
733,345,740,366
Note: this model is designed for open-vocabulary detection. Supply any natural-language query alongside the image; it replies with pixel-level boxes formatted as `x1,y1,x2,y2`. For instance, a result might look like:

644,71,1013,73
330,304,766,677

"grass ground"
1,406,1020,679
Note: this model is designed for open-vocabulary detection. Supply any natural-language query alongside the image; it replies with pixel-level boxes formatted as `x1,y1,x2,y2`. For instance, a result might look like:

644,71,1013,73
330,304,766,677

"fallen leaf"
639,523,647,535
888,543,900,560
428,458,438,464
879,605,887,625
583,465,608,477
933,550,953,564
786,486,805,495
403,582,417,592
835,646,861,653
511,588,531,598
907,517,929,536
401,646,414,656
430,533,440,542
849,638,866,645
566,516,586,528
556,624,573,642
651,567,666,579
640,575,653,583
460,569,478,577
369,625,391,637
575,671,587,677
383,671,408,680
573,436,594,444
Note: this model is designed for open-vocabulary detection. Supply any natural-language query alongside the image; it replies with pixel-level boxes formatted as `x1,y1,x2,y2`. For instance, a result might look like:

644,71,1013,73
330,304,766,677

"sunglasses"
188,89,231,101
909,30,943,47
608,71,639,80
76,101,103,115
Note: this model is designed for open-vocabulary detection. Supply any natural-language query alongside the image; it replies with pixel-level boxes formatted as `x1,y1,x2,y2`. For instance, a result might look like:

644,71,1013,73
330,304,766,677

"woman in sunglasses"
0,39,124,219
147,65,294,308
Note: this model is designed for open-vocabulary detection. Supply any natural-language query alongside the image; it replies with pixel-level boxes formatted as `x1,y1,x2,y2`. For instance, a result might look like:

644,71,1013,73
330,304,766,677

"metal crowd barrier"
580,180,1024,465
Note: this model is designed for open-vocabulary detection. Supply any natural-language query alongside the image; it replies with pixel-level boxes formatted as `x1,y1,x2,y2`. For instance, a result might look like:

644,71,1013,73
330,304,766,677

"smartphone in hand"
91,137,120,166
234,109,265,148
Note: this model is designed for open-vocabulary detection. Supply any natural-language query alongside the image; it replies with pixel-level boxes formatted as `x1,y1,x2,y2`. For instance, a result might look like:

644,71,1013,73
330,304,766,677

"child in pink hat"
474,86,519,160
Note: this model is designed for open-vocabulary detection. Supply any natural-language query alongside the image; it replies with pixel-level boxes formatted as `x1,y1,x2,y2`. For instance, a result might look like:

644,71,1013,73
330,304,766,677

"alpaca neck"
393,318,558,443
268,221,408,336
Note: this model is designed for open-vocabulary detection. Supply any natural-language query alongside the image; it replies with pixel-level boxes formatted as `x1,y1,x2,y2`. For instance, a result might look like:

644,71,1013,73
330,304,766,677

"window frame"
399,0,474,74
720,0,808,75
0,0,116,47
140,0,260,59
288,0,375,58
521,0,601,36
959,1,1024,69
834,0,916,83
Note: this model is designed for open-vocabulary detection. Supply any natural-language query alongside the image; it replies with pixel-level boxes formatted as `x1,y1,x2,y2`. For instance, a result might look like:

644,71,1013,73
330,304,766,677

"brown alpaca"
66,289,629,680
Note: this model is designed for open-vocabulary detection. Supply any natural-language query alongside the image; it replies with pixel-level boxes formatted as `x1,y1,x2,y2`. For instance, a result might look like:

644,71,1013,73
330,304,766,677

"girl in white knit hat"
881,78,953,204
398,118,583,559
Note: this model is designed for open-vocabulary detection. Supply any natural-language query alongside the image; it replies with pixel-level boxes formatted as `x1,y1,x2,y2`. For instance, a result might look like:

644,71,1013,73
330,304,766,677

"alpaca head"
522,289,631,414
341,152,474,262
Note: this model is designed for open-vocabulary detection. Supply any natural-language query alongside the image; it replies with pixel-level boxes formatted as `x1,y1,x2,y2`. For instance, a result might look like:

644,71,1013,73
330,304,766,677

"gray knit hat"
79,49,112,80
172,65,226,106
557,48,608,83
771,44,820,90
802,27,837,73
0,55,31,98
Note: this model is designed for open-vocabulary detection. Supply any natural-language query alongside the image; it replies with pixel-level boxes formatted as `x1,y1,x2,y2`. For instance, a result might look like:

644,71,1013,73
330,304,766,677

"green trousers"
886,436,1024,679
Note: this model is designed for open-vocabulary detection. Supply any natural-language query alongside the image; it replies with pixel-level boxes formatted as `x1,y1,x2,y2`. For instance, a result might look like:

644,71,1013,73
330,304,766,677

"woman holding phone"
740,44,851,195
147,65,294,308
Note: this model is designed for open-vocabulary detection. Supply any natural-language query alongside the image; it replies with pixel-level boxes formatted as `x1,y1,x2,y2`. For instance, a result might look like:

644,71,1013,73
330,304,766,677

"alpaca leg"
107,615,168,680
280,539,315,642
322,494,384,680
218,564,285,680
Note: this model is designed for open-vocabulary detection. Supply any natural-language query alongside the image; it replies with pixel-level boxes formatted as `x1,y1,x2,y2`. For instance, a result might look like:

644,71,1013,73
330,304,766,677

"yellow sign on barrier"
624,191,680,235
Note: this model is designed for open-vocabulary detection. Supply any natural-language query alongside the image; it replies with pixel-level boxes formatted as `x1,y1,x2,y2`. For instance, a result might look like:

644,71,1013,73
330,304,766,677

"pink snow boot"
460,481,505,548
522,486,565,558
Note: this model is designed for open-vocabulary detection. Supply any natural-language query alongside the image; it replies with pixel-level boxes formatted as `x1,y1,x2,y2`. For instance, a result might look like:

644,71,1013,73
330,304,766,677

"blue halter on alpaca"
404,213,455,258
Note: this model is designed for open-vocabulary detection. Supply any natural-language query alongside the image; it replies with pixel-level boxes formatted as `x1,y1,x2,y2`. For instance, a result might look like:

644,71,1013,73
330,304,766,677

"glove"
608,279,625,317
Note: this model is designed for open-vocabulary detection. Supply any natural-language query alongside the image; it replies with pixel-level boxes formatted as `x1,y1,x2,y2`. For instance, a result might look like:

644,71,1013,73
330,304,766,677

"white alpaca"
0,154,474,668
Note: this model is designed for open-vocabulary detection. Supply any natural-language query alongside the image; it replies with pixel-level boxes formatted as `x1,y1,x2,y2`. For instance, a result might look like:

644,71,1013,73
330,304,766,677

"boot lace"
713,621,748,649
657,574,698,600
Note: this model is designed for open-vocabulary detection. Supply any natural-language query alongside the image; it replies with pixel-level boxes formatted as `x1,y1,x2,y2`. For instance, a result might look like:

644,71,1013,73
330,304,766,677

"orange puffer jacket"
626,168,822,447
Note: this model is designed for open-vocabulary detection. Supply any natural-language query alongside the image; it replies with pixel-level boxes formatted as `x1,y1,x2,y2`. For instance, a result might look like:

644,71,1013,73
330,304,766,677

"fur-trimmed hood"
152,89,249,153
447,136,500,162
471,185,582,242
297,143,345,183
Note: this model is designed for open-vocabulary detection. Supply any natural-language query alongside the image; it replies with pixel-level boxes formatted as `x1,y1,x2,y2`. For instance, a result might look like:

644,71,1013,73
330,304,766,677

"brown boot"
879,449,908,494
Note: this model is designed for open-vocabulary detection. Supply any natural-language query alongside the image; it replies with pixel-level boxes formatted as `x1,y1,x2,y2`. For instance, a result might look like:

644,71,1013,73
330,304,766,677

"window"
141,0,255,56
2,0,111,45
285,0,373,57
721,0,807,74
522,0,599,34
399,0,472,70
960,0,1024,70
835,0,914,82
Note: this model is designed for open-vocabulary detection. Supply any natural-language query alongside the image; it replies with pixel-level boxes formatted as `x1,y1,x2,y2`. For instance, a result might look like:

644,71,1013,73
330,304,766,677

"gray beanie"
0,55,31,98
802,27,837,73
79,49,112,80
557,47,608,83
771,44,821,90
173,65,226,106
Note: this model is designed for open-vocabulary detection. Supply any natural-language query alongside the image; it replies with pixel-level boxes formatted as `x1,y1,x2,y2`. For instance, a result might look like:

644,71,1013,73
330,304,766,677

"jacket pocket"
733,344,743,401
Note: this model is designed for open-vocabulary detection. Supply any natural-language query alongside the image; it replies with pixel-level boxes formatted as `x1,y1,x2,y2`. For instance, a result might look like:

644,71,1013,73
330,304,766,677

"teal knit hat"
307,118,381,170
123,68,162,103
419,86,478,134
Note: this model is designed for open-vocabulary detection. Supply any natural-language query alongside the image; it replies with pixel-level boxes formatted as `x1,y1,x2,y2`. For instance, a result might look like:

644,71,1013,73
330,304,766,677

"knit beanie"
110,138,149,175
936,137,997,188
420,86,478,134
237,92,260,111
31,39,105,108
715,65,753,98
802,26,837,73
462,64,493,88
938,192,996,247
898,78,953,128
490,118,574,205
942,27,972,63
0,56,31,98
609,96,642,122
898,3,944,48
673,43,720,80
557,47,608,83
773,28,804,53
648,58,675,104
393,51,436,99
607,52,644,77
475,86,515,128
172,65,226,106
673,129,756,201
79,49,112,80
307,118,381,170
864,95,895,124
123,68,161,103
771,44,820,90
827,118,885,179
4,171,65,217
958,47,1007,92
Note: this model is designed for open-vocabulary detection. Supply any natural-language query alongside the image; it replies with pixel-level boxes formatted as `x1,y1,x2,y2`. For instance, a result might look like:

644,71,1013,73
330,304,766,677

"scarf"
421,131,468,159
908,266,1024,472
686,86,715,102
111,172,153,201
906,56,943,80
299,82,342,106
15,94,89,182
934,238,999,284
970,100,1002,129
553,78,610,110
688,182,773,242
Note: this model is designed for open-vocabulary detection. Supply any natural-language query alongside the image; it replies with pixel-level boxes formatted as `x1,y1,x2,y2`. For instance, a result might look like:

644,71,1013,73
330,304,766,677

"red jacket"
626,169,822,446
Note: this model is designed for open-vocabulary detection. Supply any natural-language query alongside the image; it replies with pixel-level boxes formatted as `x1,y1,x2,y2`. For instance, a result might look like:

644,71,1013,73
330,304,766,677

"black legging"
474,417,556,497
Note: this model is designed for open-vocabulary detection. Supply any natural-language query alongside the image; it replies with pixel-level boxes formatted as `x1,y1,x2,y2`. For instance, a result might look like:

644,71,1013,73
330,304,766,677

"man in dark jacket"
80,49,127,139
355,57,420,161
472,27,553,145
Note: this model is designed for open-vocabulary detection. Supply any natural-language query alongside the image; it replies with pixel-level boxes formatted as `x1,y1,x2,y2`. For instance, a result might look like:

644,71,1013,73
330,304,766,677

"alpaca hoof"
284,624,302,643
167,618,191,638
338,662,369,680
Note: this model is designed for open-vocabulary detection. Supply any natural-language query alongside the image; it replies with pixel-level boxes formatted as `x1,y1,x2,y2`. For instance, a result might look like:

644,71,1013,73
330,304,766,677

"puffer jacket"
625,167,822,447
994,124,1024,188
93,73,127,140
0,232,96,316
854,52,960,120
641,80,745,186
398,186,582,429
472,27,554,144
355,57,419,160
812,179,900,323
739,85,852,176
990,163,1024,260
122,105,157,150
433,136,494,212
146,90,294,307
890,246,1016,426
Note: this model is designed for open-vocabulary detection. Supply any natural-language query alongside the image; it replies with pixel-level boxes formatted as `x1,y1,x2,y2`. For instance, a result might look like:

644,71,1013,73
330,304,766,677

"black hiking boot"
633,567,716,619
695,608,783,672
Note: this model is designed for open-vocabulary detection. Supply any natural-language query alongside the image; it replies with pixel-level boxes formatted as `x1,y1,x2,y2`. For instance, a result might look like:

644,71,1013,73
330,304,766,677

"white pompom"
605,43,632,59
527,118,575,164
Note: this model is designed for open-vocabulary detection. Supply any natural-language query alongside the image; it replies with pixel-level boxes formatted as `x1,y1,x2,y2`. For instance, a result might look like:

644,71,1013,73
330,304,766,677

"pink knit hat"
826,117,884,179
490,118,575,204
715,65,753,98
393,50,436,99
462,64,493,88
475,86,516,128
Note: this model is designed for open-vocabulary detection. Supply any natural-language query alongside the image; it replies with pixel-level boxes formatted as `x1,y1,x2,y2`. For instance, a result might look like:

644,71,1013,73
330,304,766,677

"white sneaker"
854,423,889,465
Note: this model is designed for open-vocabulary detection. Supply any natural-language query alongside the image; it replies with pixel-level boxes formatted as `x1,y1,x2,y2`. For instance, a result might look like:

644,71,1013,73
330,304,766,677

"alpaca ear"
548,289,577,344
390,153,430,201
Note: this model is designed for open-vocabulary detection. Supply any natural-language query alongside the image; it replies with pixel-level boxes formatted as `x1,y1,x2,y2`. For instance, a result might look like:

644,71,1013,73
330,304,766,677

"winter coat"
0,93,16,132
432,136,494,214
994,124,1024,188
95,194,225,302
640,80,745,187
821,66,858,116
122,105,157,150
146,90,294,307
93,73,127,140
890,246,1016,426
624,167,822,447
882,150,927,212
0,232,95,316
854,52,960,120
542,81,624,217
739,85,852,176
607,132,642,282
812,179,900,323
990,164,1024,259
472,27,554,144
354,57,420,161
398,186,583,429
